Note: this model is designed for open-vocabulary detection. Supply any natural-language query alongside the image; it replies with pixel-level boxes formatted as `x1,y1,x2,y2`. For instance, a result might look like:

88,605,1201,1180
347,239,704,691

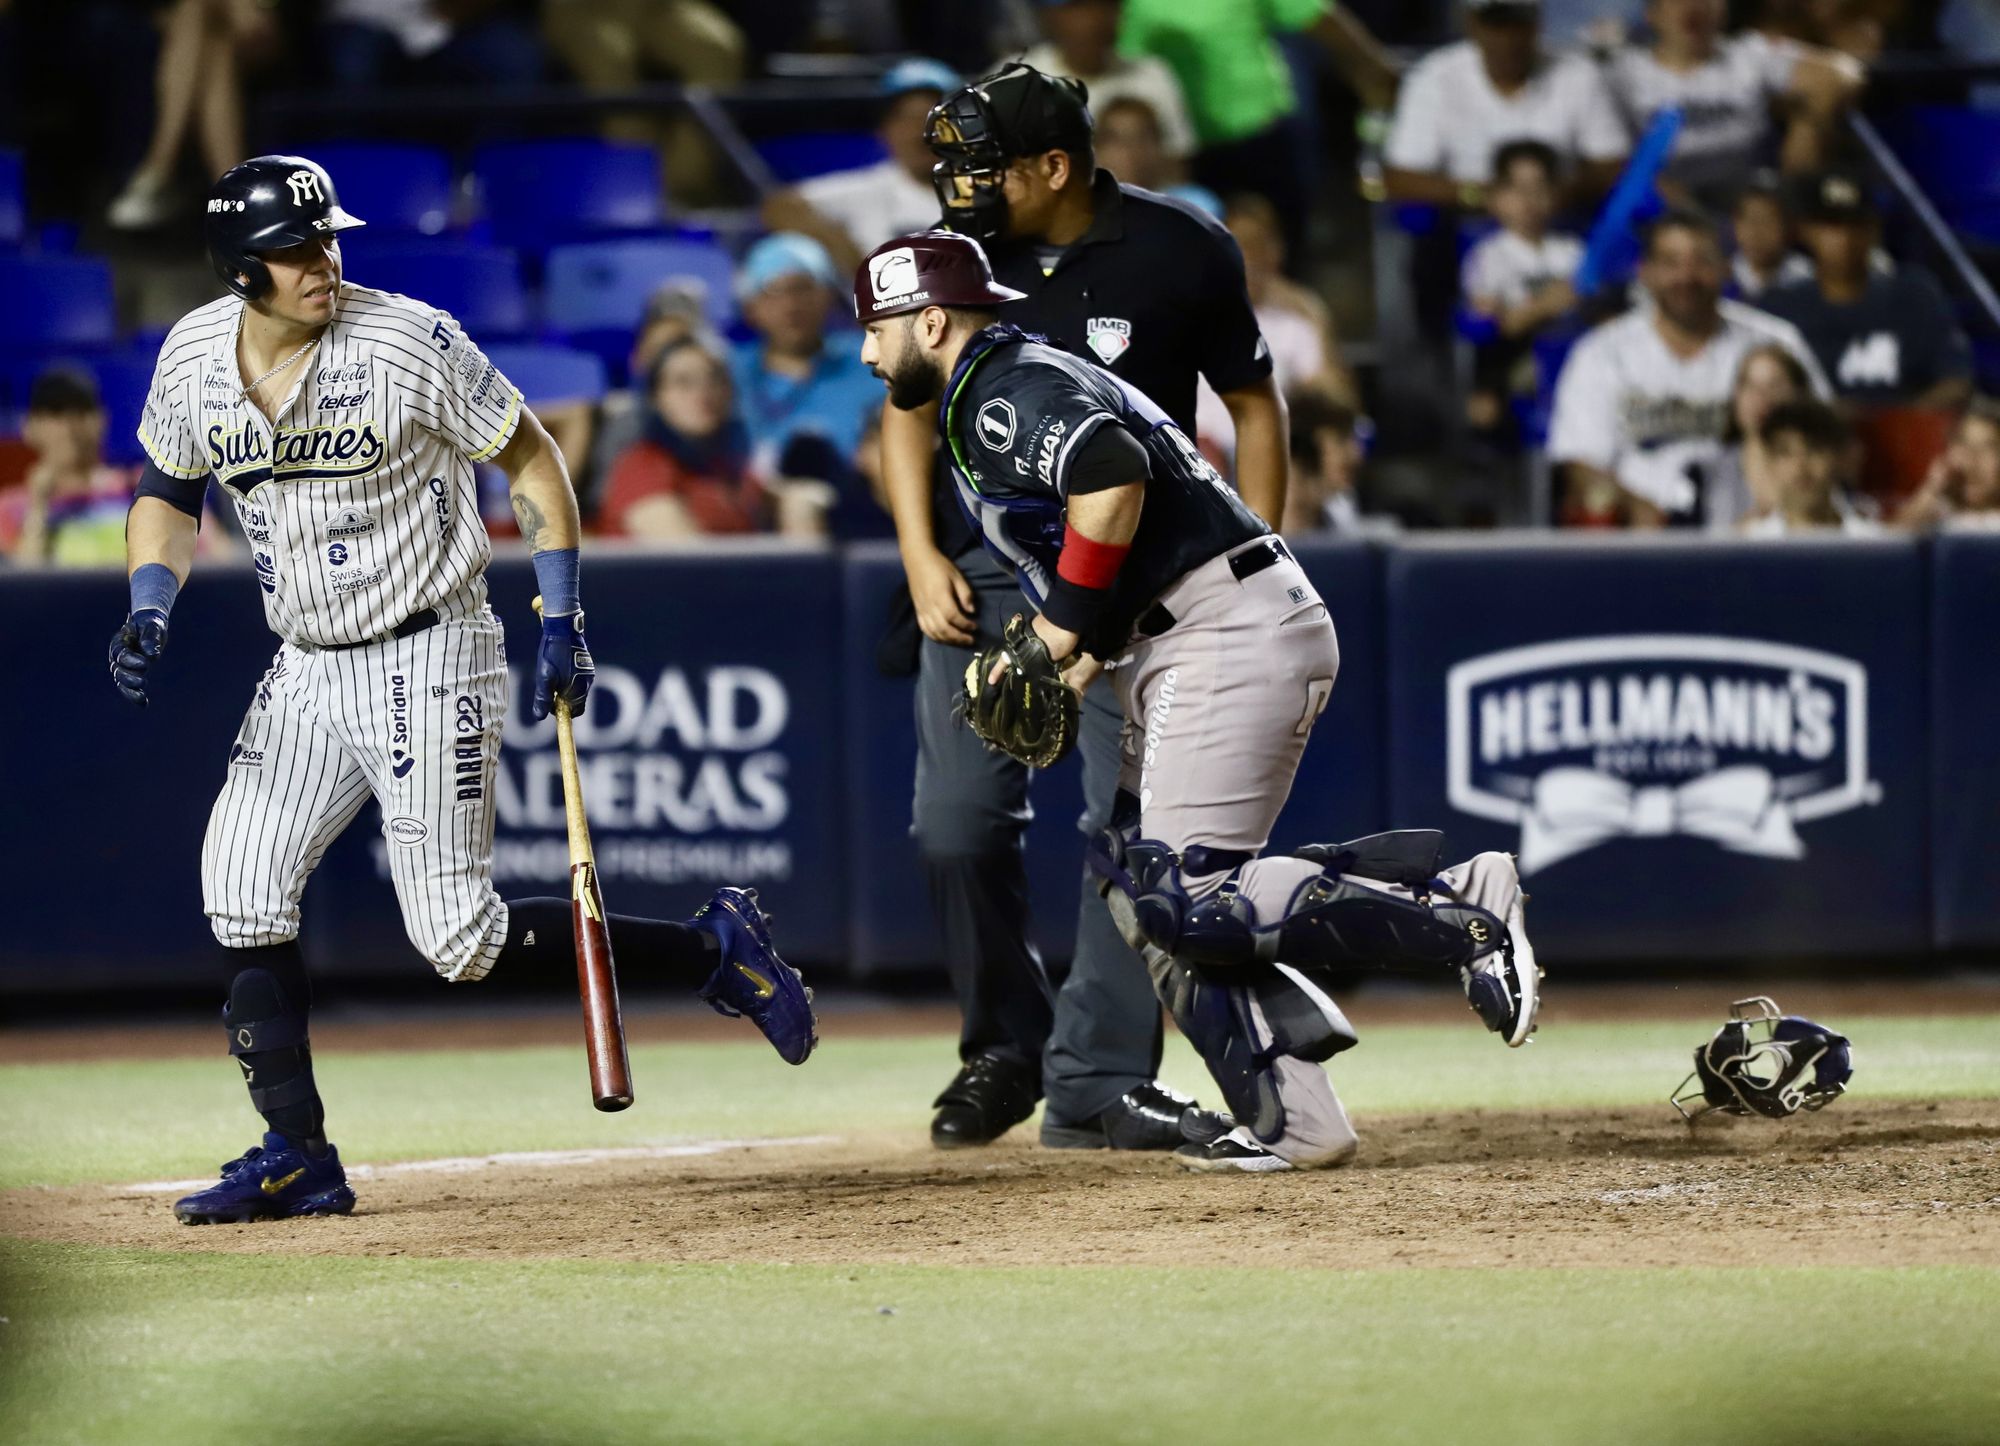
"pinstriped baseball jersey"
138,283,522,646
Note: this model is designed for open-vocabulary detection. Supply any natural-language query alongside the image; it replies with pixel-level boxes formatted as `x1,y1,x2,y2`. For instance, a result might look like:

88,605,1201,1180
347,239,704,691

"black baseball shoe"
930,1051,1041,1149
1040,1082,1234,1151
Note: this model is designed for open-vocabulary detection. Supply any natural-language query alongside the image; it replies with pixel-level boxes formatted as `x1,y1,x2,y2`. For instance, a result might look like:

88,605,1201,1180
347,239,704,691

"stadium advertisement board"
1387,537,1930,959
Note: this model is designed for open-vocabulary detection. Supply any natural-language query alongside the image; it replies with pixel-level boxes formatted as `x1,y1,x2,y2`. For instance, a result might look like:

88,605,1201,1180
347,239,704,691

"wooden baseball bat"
534,596,633,1112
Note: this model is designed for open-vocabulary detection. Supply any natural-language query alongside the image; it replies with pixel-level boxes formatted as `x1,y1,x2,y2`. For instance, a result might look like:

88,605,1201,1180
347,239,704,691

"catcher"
856,231,1543,1172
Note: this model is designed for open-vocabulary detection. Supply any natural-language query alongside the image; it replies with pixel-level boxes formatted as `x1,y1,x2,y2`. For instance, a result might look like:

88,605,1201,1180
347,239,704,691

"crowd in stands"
5,0,2000,568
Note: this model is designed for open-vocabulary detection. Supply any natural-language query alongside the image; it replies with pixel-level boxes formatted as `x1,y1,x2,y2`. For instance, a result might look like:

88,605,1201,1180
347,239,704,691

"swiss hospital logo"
1446,635,1880,875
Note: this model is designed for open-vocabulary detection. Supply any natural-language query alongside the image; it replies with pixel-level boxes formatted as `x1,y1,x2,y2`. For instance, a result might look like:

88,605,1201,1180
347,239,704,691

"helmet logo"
869,248,920,303
286,170,326,207
1467,918,1490,944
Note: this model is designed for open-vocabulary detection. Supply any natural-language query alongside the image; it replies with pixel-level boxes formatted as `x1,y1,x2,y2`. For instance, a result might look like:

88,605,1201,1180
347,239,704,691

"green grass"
3,1013,1998,1191
3,1015,1999,1444
2,1242,1996,1445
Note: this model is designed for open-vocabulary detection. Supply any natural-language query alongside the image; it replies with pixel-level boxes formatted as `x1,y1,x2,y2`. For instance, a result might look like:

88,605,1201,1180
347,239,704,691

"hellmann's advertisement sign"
1446,635,1880,876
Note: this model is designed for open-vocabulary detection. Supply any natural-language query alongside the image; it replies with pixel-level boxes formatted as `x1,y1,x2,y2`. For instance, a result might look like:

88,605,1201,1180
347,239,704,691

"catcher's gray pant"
1112,539,1355,1166
913,545,1161,1118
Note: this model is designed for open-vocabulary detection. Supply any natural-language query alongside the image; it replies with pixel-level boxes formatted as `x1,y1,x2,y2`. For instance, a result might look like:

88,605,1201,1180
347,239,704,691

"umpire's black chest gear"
935,173,1273,559
938,324,1268,656
206,155,366,301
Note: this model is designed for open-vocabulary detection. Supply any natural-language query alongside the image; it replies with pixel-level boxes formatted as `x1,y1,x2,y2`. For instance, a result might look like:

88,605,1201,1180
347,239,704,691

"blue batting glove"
531,610,595,721
108,609,169,707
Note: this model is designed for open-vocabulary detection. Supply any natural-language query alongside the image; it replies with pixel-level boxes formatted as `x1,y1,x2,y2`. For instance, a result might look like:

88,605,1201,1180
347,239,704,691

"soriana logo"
1446,635,1880,875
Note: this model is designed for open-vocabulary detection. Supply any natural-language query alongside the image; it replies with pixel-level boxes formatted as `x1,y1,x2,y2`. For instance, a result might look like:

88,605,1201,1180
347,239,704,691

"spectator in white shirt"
1609,0,1863,210
1702,340,1814,531
1548,210,1826,526
761,58,956,275
1737,397,1877,534
1727,171,1813,299
1196,192,1358,456
1021,0,1198,163
1384,0,1629,212
1460,139,1584,433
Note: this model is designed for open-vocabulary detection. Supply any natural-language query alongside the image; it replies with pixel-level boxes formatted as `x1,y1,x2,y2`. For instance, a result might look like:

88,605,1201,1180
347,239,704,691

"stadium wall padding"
3,533,1991,990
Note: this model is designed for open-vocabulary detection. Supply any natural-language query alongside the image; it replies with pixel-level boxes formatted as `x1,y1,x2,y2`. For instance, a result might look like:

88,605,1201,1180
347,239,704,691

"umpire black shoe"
1040,1082,1234,1151
931,1051,1041,1149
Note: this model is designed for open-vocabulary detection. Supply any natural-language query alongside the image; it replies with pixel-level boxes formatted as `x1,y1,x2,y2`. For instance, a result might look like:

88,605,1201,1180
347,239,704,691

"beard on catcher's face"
873,322,946,411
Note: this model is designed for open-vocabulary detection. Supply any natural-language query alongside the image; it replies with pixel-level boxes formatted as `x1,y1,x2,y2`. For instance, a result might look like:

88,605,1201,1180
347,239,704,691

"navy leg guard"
222,945,324,1149
1275,872,1506,973
1157,958,1359,1145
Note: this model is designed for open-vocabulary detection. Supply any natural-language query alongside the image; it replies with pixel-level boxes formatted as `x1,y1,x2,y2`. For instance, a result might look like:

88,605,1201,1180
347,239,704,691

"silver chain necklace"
238,314,322,400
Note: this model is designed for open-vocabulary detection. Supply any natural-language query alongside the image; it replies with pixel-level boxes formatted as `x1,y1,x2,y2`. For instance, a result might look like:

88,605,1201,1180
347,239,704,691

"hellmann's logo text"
1446,635,1879,874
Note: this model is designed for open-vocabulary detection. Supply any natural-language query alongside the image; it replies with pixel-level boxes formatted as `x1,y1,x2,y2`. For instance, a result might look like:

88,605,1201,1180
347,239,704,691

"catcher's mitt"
960,613,1081,768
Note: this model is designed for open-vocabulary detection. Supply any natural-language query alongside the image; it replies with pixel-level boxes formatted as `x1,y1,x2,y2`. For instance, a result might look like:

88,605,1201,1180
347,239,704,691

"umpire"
879,62,1289,1150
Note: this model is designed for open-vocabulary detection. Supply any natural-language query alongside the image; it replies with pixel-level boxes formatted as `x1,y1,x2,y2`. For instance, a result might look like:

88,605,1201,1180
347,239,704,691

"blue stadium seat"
1890,106,2000,196
345,240,530,340
755,131,886,183
472,139,665,253
0,254,116,349
544,237,734,334
302,142,453,236
1887,106,2000,240
542,237,737,380
0,149,23,248
484,344,608,409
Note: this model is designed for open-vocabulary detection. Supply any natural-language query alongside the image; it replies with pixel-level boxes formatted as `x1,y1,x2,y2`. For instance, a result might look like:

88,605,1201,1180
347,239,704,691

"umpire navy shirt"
939,324,1268,655
934,171,1274,559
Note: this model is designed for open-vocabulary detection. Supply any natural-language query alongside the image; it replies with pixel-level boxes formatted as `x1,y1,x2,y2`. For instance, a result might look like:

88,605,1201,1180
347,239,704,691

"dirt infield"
5,1098,1994,1272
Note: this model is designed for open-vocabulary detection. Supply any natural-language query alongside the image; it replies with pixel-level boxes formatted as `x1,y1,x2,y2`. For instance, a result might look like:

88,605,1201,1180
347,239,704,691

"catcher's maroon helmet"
852,230,1026,322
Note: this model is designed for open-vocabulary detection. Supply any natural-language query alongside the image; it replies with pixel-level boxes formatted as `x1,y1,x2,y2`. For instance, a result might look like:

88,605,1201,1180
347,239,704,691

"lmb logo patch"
1445,635,1879,874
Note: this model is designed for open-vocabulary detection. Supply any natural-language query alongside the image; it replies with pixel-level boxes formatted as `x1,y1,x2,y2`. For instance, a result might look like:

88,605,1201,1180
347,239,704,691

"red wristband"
1058,526,1130,589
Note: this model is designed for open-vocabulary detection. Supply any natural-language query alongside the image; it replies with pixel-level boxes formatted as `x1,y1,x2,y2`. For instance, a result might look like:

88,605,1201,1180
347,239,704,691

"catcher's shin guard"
1156,956,1358,1145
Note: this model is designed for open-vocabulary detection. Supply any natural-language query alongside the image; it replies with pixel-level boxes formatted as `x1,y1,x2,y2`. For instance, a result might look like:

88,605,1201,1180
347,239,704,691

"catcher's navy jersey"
937,324,1267,648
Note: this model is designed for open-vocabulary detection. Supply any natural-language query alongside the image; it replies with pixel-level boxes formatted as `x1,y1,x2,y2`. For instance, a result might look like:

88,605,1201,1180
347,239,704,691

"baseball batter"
112,156,818,1225
855,232,1542,1171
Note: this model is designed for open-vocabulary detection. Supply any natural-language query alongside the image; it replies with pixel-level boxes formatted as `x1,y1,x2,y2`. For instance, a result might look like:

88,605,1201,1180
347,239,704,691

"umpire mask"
926,63,1093,243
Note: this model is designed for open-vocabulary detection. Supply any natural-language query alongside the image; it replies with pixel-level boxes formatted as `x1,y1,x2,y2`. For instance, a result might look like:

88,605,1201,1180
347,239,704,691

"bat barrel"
574,861,633,1111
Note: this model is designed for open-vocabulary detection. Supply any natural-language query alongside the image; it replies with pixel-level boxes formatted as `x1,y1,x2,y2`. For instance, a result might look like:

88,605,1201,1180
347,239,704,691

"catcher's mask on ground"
925,64,1092,243
1672,996,1853,1122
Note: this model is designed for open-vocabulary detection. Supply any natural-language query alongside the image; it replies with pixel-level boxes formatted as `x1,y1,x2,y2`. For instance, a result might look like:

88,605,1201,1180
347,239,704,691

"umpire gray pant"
912,546,1161,1121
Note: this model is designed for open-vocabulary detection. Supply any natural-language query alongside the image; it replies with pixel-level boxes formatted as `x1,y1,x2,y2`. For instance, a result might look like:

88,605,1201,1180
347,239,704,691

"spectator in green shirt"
1118,0,1398,258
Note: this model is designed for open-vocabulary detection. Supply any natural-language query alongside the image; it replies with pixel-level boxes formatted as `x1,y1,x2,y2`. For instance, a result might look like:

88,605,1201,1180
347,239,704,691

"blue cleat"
691,886,819,1065
173,1132,356,1224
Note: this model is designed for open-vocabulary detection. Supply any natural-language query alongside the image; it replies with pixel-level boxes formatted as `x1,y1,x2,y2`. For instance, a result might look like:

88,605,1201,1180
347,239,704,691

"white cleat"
1173,1128,1294,1173
1460,856,1542,1047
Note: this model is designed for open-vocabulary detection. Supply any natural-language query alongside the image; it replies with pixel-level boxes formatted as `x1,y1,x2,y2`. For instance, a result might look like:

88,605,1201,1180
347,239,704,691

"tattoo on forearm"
511,492,547,551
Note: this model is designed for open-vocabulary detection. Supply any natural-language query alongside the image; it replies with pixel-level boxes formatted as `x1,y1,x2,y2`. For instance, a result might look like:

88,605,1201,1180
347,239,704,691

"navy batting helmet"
205,156,365,300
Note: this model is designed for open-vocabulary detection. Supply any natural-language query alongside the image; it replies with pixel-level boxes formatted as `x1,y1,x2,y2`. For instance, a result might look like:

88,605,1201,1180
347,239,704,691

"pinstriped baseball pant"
201,608,510,981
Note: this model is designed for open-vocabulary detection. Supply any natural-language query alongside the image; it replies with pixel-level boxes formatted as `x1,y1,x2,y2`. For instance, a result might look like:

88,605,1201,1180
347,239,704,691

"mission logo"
1445,635,1879,874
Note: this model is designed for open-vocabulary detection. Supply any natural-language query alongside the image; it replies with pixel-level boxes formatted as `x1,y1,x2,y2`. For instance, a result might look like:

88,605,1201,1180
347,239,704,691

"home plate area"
4,1101,1995,1272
